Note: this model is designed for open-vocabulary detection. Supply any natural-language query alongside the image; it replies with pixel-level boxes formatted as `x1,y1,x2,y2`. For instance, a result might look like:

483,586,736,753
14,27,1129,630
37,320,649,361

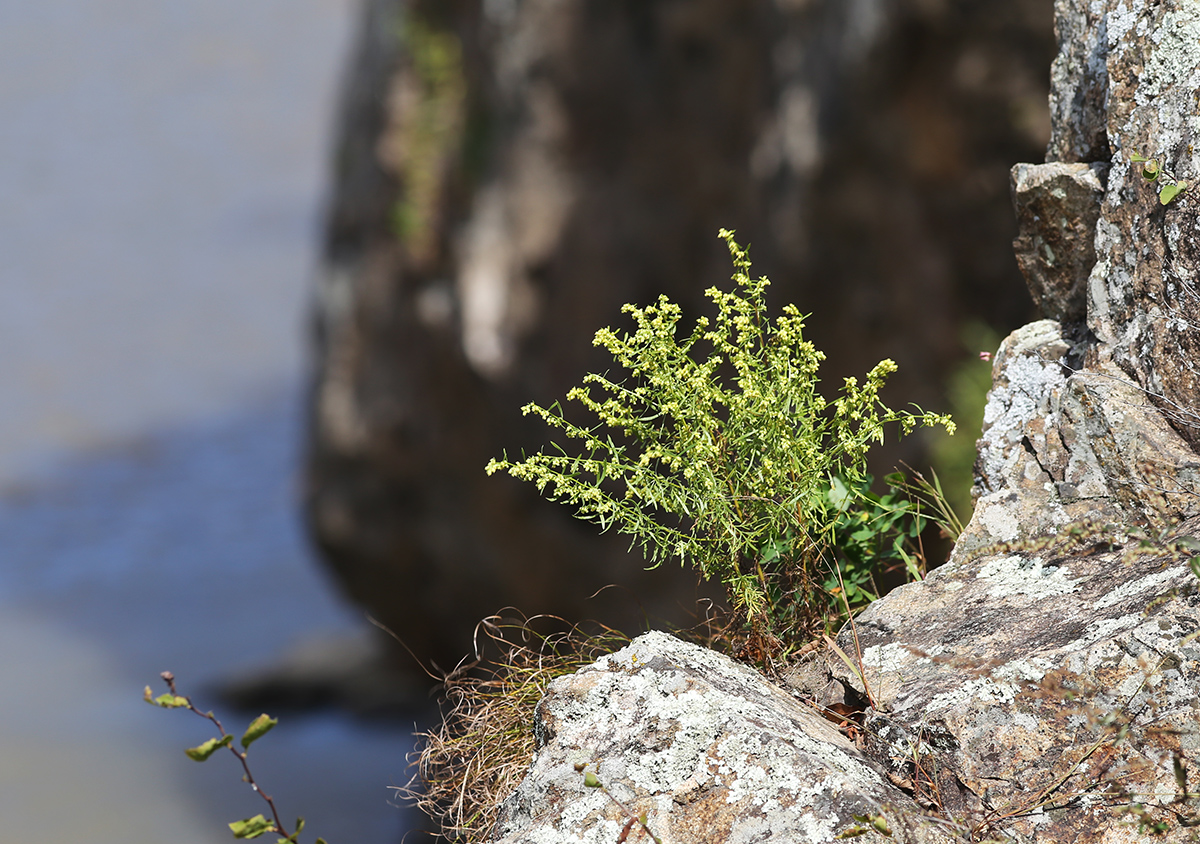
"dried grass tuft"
395,612,632,842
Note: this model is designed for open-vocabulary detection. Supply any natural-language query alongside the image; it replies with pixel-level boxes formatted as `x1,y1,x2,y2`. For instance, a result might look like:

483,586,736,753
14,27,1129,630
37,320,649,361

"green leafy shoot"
487,229,955,654
229,814,274,840
145,671,325,844
1131,150,1190,205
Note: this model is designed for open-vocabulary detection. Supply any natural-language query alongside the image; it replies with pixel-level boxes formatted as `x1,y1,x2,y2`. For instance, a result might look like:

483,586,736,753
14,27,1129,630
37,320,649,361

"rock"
306,0,1053,673
490,630,963,844
1084,1,1200,450
1010,162,1107,323
827,516,1200,843
956,318,1200,565
1045,0,1109,163
973,0,1200,555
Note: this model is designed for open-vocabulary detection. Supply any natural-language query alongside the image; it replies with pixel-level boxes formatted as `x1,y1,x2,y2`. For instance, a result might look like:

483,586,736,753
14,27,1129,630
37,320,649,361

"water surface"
0,1,424,840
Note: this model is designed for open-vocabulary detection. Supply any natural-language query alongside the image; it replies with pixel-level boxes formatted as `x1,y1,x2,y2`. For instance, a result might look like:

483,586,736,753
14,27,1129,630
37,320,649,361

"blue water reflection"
0,384,425,843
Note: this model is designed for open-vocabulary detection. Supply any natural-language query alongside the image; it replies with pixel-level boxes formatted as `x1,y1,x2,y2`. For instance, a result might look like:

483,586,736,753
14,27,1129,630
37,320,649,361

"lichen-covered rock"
1010,162,1107,323
1045,0,1108,162
976,0,1200,551
955,318,1200,565
830,517,1200,842
489,631,964,844
1086,1,1200,450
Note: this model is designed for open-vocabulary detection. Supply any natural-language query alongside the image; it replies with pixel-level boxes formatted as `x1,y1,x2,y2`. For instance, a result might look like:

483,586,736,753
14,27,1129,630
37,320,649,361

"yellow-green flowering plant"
488,229,955,654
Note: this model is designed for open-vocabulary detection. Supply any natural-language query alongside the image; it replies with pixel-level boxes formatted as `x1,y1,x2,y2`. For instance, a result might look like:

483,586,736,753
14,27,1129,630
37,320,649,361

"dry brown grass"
394,612,633,842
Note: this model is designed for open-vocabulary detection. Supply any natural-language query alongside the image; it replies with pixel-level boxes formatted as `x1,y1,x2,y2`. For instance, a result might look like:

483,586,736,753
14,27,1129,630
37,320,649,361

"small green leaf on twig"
241,713,278,749
849,811,897,840
273,816,306,843
869,814,893,836
583,771,602,789
228,814,275,839
185,734,234,761
1160,181,1188,205
144,687,190,708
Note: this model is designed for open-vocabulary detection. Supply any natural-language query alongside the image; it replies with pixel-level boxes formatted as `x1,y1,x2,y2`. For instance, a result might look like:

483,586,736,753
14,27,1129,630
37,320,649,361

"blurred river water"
0,1,422,841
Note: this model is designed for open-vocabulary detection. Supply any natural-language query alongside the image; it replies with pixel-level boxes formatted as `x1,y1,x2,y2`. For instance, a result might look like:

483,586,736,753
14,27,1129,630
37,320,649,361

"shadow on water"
0,382,431,844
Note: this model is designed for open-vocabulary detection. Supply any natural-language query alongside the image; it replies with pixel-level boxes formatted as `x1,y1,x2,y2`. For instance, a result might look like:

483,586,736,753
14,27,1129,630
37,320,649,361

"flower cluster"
487,229,955,648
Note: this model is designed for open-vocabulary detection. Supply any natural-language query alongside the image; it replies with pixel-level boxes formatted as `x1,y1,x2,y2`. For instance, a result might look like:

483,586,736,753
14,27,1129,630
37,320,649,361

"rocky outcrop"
307,0,1053,672
966,0,1200,558
480,1,1200,841
491,631,962,844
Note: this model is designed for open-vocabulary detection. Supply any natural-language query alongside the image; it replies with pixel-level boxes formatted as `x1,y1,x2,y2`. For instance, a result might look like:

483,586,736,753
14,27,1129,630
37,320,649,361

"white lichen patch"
991,655,1054,685
926,675,1021,714
977,499,1021,543
557,796,619,842
1012,711,1039,731
1105,0,1142,47
976,555,1081,599
1083,613,1142,644
1132,6,1200,108
1093,563,1188,609
713,733,806,806
982,349,1066,433
858,641,927,672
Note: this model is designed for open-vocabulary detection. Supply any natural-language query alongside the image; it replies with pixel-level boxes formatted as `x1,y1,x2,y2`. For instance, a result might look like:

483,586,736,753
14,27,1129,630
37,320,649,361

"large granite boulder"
491,631,962,844
478,0,1200,841
307,0,1052,672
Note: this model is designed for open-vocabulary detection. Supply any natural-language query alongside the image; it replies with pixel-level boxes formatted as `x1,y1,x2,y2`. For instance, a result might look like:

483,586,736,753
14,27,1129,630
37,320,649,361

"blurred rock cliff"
305,0,1054,673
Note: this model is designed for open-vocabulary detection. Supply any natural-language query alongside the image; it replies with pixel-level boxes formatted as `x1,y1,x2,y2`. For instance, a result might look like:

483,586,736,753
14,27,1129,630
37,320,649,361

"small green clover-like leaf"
851,814,892,837
229,814,275,839
583,771,602,788
1142,159,1161,180
144,687,190,708
1160,181,1188,205
241,713,278,749
185,733,233,761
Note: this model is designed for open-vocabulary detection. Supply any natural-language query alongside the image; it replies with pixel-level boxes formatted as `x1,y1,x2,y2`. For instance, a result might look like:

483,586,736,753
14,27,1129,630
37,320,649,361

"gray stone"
1010,162,1107,323
956,318,1200,566
489,631,964,844
1084,0,1200,450
828,514,1200,842
1045,0,1109,163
